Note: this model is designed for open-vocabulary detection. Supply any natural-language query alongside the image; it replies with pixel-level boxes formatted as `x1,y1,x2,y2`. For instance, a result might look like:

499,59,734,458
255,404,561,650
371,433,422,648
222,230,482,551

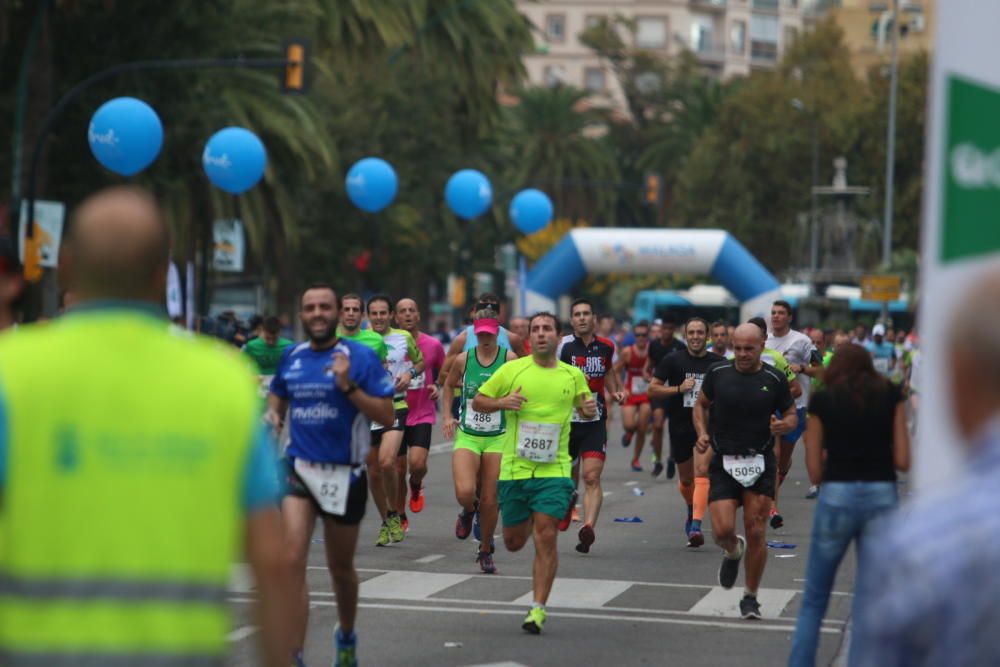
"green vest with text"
0,309,260,665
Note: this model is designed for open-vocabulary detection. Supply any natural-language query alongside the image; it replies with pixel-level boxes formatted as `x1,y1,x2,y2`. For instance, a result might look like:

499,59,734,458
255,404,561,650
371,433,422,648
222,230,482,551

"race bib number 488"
516,421,561,463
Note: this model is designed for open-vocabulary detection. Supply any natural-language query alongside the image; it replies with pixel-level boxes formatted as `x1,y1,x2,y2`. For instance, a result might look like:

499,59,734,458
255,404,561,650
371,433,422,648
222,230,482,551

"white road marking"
624,481,639,486
227,625,257,642
511,577,632,609
603,491,613,497
227,597,840,633
463,663,531,667
687,586,797,620
360,570,471,600
414,554,446,564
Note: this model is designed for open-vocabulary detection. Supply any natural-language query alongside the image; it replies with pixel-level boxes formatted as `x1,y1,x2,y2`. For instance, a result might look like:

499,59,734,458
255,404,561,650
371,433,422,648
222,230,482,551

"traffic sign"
860,274,901,302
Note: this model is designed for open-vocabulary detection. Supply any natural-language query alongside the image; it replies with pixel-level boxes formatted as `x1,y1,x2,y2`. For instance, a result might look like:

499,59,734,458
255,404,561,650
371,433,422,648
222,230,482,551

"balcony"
690,0,727,11
693,40,727,63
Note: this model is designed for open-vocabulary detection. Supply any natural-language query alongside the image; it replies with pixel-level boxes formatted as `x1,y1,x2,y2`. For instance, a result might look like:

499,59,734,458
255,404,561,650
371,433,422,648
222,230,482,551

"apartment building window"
784,26,799,48
691,15,715,53
584,67,606,93
751,0,780,8
730,20,746,54
544,65,567,87
545,14,566,43
636,17,667,49
750,14,779,60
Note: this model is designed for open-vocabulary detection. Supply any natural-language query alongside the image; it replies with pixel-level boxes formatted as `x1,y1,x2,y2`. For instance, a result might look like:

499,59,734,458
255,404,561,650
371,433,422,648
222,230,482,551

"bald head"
732,323,764,372
950,269,1000,440
61,187,169,303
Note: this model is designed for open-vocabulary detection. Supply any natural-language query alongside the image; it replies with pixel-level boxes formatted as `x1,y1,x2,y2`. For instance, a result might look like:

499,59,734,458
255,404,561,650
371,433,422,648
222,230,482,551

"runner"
805,327,829,499
648,317,724,547
366,294,424,546
647,316,687,478
337,293,388,362
557,298,626,554
396,297,445,531
711,320,734,358
268,284,395,666
441,308,517,573
616,320,653,472
693,323,797,620
864,323,897,379
473,311,594,634
766,301,820,529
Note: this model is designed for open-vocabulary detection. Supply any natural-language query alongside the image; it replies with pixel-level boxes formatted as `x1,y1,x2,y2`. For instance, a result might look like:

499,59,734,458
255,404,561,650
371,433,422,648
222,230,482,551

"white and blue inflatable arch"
524,229,781,322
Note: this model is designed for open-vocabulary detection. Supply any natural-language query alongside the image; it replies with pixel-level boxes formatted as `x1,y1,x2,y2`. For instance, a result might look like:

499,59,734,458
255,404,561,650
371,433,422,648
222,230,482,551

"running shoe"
685,516,692,537
409,483,425,513
387,514,405,543
769,507,784,530
631,459,642,472
400,513,409,533
335,625,358,667
472,510,481,541
805,484,820,499
476,550,497,574
739,595,762,620
576,523,596,554
666,457,676,479
718,535,746,589
687,530,705,548
455,508,475,540
651,461,664,478
375,522,391,547
621,432,633,448
558,491,578,531
522,607,546,634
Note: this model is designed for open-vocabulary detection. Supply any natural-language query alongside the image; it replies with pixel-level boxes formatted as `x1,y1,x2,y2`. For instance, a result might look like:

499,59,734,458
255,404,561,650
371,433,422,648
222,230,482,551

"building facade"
828,0,933,77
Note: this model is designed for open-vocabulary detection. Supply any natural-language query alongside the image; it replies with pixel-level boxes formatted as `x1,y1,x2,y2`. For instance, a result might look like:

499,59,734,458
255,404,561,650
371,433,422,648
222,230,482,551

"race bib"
630,376,649,395
516,421,561,463
257,375,274,399
293,459,351,516
873,357,890,373
371,416,399,431
682,374,705,409
723,454,766,488
572,392,600,423
463,407,502,433
408,371,425,390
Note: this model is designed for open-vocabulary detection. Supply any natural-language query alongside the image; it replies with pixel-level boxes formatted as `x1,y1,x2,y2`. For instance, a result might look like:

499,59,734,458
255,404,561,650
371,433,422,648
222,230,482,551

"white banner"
570,228,727,275
18,200,65,268
212,219,245,272
914,1,1000,487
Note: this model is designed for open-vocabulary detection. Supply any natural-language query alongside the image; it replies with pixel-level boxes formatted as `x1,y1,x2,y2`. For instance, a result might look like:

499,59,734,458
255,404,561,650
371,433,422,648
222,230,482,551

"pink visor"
474,318,500,336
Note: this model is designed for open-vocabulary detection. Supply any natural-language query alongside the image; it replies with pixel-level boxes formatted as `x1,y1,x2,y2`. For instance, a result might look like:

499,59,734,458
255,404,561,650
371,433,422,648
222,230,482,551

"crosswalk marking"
360,570,470,600
687,586,797,620
511,577,632,609
414,554,446,564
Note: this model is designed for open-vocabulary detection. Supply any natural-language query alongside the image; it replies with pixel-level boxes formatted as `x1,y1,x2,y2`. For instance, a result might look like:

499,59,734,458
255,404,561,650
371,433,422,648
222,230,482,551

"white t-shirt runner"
767,329,817,409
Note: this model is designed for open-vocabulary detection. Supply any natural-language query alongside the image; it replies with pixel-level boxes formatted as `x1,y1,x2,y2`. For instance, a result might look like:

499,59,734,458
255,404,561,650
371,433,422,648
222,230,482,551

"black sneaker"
651,461,664,478
718,535,746,589
740,595,762,620
666,457,676,479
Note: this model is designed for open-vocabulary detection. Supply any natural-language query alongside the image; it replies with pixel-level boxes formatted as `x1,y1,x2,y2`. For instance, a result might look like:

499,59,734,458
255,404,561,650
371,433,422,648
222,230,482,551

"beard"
307,316,339,345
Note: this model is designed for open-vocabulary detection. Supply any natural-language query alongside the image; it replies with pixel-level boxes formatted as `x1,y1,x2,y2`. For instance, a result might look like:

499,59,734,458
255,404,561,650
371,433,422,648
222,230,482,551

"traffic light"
643,172,662,207
282,40,310,93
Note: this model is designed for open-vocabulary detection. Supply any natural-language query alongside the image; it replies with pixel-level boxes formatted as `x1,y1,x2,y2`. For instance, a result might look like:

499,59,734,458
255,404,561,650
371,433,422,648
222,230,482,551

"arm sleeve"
477,363,511,398
242,425,281,512
269,347,291,398
357,346,395,398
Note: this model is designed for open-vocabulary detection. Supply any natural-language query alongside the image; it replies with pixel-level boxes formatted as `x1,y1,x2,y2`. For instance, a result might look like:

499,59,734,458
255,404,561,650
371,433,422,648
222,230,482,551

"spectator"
788,343,909,665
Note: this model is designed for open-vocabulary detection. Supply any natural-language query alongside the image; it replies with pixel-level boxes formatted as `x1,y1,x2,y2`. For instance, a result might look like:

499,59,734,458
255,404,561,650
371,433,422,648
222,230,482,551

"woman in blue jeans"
788,343,910,666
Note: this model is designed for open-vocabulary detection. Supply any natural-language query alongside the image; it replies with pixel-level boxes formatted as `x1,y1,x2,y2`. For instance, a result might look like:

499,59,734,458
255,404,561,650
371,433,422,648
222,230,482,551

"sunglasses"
476,302,500,311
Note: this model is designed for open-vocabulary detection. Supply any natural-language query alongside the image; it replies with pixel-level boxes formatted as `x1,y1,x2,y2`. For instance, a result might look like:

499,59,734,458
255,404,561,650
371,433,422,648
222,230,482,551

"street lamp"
879,0,901,324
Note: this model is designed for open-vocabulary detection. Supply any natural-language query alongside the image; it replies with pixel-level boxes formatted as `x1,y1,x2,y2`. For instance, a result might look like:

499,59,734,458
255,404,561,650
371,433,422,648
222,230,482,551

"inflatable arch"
523,229,781,322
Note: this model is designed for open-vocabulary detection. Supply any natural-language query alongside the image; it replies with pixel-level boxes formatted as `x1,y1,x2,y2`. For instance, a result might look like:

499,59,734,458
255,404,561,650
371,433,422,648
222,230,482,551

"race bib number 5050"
516,421,561,463
293,459,351,515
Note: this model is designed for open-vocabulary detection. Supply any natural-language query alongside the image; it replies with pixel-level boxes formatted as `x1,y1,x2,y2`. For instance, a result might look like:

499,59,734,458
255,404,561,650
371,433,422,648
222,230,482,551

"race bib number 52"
293,459,351,515
516,421,561,463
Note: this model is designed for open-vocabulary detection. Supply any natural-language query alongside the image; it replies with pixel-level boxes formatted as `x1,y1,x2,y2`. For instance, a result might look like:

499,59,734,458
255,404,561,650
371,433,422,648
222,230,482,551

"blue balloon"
346,157,398,213
445,169,493,219
202,127,267,195
509,189,554,234
87,97,163,176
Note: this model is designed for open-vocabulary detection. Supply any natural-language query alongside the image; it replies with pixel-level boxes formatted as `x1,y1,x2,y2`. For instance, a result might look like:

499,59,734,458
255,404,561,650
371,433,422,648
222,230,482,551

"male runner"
395,297,445,527
647,316,687,478
711,320,733,358
473,312,594,634
693,323,797,620
864,323,897,379
557,298,626,554
366,294,424,546
442,308,517,573
268,285,395,666
337,294,388,362
766,301,820,529
617,320,653,471
648,317,724,547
